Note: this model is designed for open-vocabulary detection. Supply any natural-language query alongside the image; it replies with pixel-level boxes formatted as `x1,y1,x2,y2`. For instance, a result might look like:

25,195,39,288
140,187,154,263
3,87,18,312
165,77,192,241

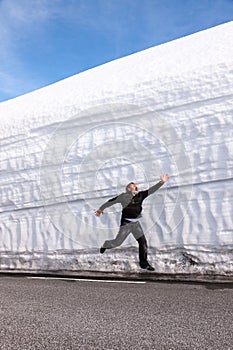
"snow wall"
0,22,232,276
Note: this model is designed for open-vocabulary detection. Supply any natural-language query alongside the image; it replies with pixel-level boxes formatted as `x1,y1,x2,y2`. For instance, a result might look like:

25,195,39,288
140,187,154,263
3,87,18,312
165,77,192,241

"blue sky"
0,0,233,102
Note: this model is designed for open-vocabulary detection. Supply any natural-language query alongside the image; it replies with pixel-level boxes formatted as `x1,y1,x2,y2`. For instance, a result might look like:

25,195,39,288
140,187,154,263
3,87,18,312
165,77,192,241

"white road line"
27,276,146,284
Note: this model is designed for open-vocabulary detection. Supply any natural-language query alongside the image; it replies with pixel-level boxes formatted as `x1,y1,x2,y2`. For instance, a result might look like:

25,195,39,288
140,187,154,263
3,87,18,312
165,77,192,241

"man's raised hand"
160,173,169,183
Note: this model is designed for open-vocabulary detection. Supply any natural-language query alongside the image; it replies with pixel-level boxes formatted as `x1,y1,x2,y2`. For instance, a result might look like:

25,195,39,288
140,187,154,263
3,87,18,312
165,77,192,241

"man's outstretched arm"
142,173,169,198
95,195,121,216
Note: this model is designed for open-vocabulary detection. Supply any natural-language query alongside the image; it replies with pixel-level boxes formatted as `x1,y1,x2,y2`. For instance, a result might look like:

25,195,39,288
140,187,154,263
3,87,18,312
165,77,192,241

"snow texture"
0,22,232,276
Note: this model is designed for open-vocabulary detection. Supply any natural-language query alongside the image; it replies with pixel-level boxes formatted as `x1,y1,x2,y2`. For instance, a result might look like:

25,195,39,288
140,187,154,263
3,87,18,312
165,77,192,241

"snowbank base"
1,246,232,282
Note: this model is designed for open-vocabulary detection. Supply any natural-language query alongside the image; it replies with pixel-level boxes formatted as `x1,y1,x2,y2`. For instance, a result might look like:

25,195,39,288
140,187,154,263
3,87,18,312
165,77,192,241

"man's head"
126,182,138,195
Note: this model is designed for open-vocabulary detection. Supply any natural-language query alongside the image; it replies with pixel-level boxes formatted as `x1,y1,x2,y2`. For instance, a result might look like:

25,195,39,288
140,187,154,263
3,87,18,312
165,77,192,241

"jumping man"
95,174,169,271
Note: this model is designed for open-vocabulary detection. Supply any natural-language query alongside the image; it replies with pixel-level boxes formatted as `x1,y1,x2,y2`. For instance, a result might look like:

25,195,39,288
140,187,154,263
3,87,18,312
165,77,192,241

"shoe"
141,264,155,271
100,247,106,254
146,265,155,271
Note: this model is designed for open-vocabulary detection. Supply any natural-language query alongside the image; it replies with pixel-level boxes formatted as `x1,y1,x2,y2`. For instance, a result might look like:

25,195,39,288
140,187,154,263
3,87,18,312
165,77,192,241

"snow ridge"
0,22,233,276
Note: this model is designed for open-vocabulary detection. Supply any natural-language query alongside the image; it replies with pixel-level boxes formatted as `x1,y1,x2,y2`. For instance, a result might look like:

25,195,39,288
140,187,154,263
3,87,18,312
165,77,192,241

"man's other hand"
95,209,103,217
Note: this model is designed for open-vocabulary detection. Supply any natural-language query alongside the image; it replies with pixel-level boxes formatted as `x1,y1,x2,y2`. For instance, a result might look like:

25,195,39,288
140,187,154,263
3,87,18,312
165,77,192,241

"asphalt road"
0,276,232,350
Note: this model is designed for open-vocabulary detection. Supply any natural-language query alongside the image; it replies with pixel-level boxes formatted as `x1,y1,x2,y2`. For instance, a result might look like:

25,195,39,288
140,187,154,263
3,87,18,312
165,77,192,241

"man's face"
128,183,138,195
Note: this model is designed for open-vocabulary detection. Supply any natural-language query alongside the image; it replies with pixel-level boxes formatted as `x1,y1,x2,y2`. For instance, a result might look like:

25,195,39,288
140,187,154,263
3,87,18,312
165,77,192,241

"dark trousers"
137,235,148,268
102,221,149,268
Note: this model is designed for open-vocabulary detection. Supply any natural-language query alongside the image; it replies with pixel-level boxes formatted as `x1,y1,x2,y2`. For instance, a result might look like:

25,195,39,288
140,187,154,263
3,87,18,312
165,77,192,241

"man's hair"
125,182,135,192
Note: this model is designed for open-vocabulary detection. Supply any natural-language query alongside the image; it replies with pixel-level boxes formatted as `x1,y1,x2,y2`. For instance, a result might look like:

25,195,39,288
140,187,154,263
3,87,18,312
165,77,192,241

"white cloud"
0,0,123,101
0,0,120,101
0,0,77,101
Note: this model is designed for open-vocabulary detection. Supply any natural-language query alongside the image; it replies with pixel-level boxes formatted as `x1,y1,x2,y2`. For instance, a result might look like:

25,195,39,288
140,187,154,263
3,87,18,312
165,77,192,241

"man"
95,173,169,271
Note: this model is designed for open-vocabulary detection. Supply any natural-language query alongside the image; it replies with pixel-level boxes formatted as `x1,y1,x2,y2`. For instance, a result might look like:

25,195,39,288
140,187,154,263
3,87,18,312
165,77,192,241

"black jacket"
99,180,164,225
